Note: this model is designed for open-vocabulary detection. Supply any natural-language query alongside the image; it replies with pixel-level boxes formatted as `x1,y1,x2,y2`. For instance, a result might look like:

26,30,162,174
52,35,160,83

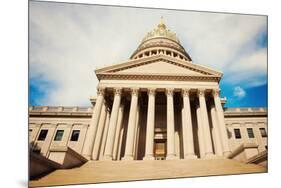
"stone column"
82,87,105,159
213,89,231,157
122,88,139,160
196,103,205,158
103,88,122,160
92,103,107,160
166,88,177,160
143,88,156,160
197,89,214,158
133,107,140,159
210,104,223,156
99,113,110,159
117,126,124,160
182,89,197,159
112,104,124,160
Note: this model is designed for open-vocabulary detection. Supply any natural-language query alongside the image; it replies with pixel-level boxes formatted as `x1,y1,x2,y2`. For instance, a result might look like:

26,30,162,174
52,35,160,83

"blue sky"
29,2,267,107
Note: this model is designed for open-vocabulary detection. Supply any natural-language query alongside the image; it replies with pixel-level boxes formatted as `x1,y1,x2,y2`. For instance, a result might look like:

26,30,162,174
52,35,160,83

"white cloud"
29,1,267,106
233,86,246,99
224,48,267,87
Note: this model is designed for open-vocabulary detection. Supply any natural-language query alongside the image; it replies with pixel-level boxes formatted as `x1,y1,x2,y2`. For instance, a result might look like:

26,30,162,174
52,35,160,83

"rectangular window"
260,128,267,137
234,128,241,139
54,130,64,141
38,129,48,141
247,128,255,138
70,130,80,141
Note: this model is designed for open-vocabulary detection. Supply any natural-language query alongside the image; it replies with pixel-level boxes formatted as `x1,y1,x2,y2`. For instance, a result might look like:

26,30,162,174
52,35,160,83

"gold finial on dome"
142,17,180,43
158,16,166,29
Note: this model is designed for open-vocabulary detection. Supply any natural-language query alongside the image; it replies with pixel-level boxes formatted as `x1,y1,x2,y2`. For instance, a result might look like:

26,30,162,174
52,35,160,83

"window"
70,130,80,141
54,130,64,141
260,128,267,137
247,128,255,138
38,129,48,141
234,128,241,139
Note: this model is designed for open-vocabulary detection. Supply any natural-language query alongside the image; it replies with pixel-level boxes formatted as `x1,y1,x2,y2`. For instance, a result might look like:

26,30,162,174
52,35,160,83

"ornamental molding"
97,86,105,96
113,88,122,96
165,88,174,96
212,88,220,97
182,88,191,97
147,88,156,96
131,88,139,96
197,88,206,96
97,73,220,82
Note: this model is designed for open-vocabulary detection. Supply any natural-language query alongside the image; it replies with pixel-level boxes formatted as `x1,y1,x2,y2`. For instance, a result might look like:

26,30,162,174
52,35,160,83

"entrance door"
154,139,167,160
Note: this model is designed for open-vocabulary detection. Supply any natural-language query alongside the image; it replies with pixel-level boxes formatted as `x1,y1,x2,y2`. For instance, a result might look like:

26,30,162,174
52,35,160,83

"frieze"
97,73,220,82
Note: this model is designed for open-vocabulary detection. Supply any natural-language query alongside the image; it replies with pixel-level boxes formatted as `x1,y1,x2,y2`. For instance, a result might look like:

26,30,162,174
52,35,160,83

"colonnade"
82,87,231,160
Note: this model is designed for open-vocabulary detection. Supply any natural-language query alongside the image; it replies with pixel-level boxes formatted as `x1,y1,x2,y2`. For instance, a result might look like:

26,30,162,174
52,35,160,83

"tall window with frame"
70,130,80,141
260,128,267,137
247,128,255,138
38,129,48,141
54,130,64,141
234,128,241,139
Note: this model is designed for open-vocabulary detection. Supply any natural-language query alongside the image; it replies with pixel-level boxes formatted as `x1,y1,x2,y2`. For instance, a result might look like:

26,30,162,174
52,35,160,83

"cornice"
96,55,221,75
95,55,222,81
96,73,220,82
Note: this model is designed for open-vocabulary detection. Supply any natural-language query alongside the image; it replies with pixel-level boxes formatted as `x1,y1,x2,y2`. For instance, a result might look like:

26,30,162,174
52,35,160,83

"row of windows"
234,128,267,139
35,129,80,142
134,49,188,61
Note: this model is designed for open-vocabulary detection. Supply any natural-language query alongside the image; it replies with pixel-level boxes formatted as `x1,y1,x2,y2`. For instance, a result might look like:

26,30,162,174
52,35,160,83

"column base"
223,151,232,158
166,154,178,160
122,155,134,161
102,155,113,161
203,153,216,159
83,155,91,160
143,155,155,160
184,154,198,160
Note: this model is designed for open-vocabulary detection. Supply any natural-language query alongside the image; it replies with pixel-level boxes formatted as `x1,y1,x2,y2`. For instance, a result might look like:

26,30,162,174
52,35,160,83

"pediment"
95,55,222,81
116,60,205,76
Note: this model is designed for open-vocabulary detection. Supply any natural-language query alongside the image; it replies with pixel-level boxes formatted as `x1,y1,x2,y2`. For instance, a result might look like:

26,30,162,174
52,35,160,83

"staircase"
29,159,266,187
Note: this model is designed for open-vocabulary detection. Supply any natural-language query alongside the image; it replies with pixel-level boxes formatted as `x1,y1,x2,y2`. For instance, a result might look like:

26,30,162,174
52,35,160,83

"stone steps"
29,159,266,187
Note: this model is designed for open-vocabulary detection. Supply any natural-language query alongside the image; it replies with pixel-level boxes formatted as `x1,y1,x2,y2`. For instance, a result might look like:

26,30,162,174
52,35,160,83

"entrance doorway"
154,139,167,160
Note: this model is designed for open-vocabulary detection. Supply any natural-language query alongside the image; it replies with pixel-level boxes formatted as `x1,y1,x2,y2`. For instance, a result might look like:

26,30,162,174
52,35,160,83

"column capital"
197,88,206,97
182,88,191,97
147,88,156,96
97,86,105,96
131,88,139,96
165,88,174,96
113,88,122,96
212,89,220,97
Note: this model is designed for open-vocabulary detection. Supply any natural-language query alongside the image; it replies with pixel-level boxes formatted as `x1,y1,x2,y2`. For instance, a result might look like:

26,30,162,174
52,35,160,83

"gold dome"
130,18,192,61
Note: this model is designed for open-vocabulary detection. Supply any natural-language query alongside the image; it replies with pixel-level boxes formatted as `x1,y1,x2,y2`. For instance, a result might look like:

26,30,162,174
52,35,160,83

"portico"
82,86,231,161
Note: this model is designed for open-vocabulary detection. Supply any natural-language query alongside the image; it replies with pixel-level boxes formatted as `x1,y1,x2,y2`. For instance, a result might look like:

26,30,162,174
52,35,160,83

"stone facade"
29,106,267,161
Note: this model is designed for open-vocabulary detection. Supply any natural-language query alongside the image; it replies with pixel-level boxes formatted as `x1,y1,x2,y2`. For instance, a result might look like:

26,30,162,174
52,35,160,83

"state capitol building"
29,19,268,187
